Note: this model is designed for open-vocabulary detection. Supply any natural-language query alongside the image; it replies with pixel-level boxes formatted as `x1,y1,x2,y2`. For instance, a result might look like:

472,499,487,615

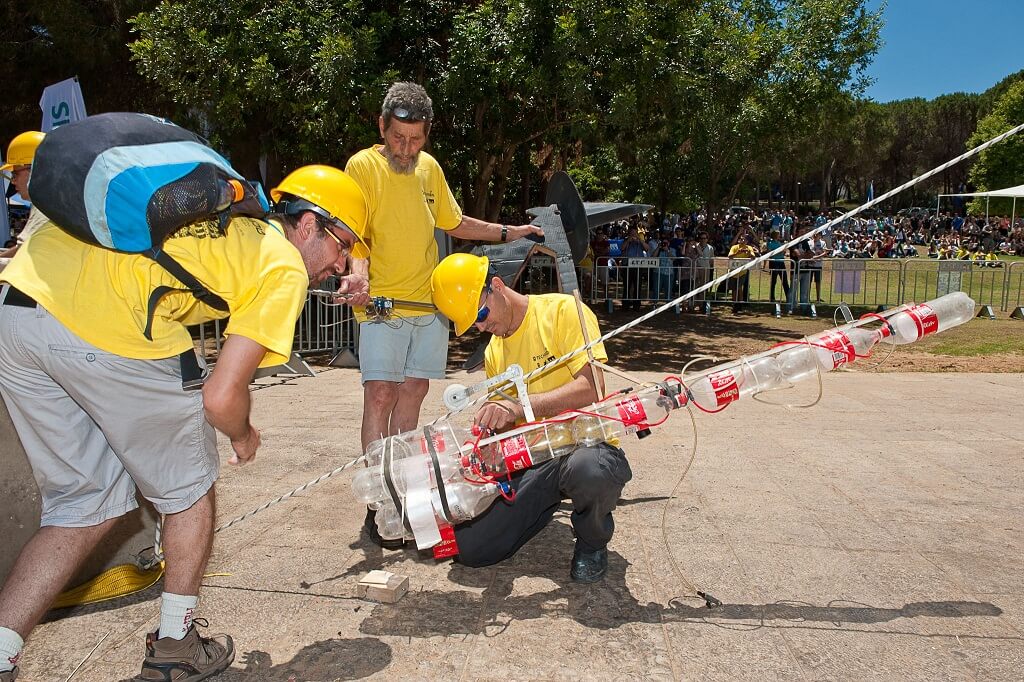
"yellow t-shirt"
484,294,607,399
1,217,308,367
345,146,462,320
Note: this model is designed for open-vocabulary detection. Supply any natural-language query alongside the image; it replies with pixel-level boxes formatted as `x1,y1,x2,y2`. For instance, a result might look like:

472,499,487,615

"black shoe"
364,507,407,550
570,545,608,583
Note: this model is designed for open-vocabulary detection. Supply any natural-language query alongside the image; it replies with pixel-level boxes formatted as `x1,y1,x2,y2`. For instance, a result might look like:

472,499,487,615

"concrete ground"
14,369,1024,681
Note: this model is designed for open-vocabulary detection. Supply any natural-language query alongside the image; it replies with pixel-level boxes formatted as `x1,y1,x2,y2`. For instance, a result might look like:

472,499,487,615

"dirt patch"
447,307,1024,374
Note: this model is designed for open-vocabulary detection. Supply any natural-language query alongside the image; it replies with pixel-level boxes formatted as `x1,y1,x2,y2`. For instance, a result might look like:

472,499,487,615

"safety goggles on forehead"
390,106,430,123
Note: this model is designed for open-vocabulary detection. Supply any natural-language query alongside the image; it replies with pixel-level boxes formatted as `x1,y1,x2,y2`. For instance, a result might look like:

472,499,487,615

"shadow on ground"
319,518,1007,642
118,637,392,682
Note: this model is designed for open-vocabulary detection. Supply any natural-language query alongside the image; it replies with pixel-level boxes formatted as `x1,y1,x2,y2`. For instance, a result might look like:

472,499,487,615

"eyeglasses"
319,220,355,255
391,106,429,123
0,165,29,181
476,287,492,324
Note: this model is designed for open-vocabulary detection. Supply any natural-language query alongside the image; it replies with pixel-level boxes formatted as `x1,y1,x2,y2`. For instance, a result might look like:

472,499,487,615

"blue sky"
863,0,1023,102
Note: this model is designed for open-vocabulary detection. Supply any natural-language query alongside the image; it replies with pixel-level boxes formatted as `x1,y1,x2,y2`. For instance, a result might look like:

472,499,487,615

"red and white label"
419,431,447,455
615,396,649,428
499,434,534,472
708,370,739,407
433,523,460,559
817,330,856,369
905,303,938,339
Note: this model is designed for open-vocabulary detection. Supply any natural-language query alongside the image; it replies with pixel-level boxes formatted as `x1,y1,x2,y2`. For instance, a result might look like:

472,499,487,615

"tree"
966,80,1024,216
0,1,164,146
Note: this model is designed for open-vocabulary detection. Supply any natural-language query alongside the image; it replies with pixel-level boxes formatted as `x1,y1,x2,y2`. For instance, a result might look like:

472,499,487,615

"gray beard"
384,147,419,175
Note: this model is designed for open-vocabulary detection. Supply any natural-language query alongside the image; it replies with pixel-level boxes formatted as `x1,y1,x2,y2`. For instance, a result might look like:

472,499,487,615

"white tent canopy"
937,182,1024,223
944,183,1024,198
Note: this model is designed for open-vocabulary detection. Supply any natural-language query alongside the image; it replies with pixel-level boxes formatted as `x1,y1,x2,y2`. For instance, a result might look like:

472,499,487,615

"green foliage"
12,0,1019,220
966,80,1024,215
0,1,165,145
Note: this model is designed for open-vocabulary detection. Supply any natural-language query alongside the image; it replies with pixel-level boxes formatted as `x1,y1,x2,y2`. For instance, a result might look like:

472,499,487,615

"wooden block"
356,570,409,604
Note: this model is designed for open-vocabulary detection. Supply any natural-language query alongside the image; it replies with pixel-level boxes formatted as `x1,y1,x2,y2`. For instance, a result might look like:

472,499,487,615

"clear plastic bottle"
355,423,472,506
372,481,502,541
683,351,797,409
364,423,470,468
438,481,502,522
883,292,974,344
802,326,882,372
573,391,677,445
351,454,462,506
480,421,577,475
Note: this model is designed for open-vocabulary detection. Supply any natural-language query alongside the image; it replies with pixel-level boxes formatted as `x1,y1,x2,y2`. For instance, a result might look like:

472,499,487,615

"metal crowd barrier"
191,279,358,362
1003,261,1024,317
580,256,1024,318
192,256,1024,363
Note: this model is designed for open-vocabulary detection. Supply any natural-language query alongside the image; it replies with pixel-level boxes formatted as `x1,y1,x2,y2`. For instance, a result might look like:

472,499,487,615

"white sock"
159,592,199,640
0,627,23,673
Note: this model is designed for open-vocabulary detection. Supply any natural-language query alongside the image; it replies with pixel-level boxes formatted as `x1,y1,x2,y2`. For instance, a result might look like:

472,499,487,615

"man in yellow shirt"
0,131,49,271
0,165,366,682
344,82,543,458
431,254,632,583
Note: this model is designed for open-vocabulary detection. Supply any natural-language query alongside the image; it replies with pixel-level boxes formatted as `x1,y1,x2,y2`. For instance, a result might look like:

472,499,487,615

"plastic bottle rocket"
478,422,578,475
681,345,824,409
573,391,677,445
373,481,503,540
881,292,974,344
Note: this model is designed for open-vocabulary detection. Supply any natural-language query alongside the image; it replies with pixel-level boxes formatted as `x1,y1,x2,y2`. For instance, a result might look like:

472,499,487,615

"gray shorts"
0,295,218,527
358,313,449,383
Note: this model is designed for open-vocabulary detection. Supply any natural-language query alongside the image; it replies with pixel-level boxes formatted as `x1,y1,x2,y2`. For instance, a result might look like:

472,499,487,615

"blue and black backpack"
29,112,271,339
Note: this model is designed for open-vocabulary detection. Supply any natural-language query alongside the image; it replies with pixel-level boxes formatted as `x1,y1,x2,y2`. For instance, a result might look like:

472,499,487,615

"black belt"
1,286,36,308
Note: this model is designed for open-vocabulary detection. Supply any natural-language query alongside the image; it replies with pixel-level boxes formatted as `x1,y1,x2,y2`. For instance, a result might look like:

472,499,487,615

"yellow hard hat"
271,164,370,258
431,253,490,335
1,131,46,172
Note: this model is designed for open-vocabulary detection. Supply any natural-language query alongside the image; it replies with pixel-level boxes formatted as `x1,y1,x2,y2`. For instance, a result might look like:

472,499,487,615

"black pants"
454,443,632,567
769,261,790,300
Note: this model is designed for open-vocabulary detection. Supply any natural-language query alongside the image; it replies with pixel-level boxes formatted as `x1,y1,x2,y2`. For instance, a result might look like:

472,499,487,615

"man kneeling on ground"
429,254,632,582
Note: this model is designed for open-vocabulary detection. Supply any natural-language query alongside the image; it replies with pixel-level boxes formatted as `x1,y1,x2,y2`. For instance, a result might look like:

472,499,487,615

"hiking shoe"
136,619,233,681
570,546,608,583
364,507,408,550
0,667,17,681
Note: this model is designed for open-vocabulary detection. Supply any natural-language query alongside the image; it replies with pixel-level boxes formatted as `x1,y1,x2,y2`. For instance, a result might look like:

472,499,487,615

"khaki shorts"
358,312,449,383
0,292,218,527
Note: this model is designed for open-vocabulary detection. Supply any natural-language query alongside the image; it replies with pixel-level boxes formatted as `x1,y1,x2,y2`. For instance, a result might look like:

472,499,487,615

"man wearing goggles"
429,253,632,583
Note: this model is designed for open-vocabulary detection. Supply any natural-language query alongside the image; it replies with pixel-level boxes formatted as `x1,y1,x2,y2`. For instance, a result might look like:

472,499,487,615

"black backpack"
30,112,270,339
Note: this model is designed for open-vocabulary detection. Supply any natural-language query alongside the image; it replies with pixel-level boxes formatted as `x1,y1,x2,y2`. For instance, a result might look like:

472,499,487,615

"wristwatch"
501,224,508,242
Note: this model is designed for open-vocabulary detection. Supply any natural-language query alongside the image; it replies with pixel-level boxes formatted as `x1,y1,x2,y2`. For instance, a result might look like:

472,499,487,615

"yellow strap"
52,564,164,609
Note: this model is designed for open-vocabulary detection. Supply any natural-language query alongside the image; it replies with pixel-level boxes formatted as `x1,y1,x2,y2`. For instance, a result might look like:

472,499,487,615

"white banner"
39,77,88,132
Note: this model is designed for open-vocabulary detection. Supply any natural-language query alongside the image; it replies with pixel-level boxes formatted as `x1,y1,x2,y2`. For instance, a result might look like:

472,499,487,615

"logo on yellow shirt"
170,220,225,240
423,190,435,205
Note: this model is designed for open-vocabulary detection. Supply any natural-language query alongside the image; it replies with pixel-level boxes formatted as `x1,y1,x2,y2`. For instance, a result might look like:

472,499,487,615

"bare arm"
475,363,600,432
448,215,544,242
202,334,267,465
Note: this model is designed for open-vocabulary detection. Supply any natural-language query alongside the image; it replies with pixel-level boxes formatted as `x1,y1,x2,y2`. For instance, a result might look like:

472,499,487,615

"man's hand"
509,223,545,242
474,399,523,433
228,425,261,466
336,273,370,307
